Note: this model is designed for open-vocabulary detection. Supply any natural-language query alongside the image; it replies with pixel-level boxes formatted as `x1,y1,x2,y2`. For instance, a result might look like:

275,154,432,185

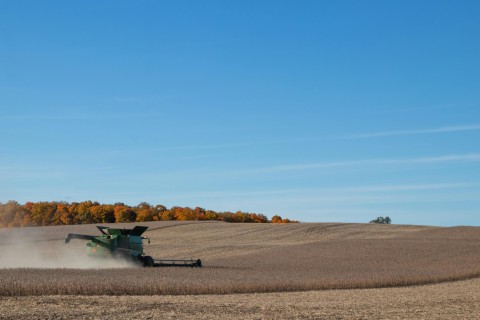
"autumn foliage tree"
271,215,294,223
114,204,136,223
0,201,27,227
0,201,298,227
135,202,156,222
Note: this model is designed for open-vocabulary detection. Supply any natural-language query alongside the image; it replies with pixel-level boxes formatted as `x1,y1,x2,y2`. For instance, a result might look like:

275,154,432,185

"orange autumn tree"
0,201,298,227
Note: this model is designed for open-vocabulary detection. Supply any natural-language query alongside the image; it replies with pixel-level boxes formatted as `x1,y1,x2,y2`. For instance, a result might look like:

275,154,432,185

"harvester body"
65,226,201,267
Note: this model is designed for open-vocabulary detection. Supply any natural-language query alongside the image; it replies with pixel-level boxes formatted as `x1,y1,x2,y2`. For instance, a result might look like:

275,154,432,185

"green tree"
369,216,392,224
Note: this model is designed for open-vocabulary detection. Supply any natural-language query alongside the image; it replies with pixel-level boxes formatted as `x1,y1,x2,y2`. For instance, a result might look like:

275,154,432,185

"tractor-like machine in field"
65,226,202,267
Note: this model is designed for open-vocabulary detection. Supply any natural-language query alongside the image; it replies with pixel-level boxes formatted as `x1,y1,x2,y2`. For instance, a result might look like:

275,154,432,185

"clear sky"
1,1,479,226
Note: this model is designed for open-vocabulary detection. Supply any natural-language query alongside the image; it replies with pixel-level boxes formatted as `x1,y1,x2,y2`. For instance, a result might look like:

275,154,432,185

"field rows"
1,278,479,319
0,223,479,296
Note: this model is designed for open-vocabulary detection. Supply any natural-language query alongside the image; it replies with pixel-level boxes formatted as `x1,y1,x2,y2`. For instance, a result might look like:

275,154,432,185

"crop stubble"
0,222,479,296
1,278,479,319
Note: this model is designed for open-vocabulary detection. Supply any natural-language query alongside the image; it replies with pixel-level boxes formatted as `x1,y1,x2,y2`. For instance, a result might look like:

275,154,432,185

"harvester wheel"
143,255,154,267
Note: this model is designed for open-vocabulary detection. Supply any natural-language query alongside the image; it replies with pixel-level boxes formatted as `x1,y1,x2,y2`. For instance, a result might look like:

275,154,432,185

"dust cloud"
0,228,137,269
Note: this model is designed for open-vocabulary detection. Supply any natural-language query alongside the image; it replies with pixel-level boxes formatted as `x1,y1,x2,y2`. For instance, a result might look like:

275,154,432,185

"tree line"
0,201,298,227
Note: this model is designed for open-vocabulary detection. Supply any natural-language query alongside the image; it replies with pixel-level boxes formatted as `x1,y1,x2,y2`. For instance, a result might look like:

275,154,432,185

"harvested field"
0,222,480,296
1,278,479,319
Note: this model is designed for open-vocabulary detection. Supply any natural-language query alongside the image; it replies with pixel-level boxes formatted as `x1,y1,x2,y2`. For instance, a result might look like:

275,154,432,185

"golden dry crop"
1,278,479,320
0,222,479,296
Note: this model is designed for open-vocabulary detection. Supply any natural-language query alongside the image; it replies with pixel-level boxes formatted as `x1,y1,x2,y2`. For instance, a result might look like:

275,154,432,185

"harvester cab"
65,226,202,268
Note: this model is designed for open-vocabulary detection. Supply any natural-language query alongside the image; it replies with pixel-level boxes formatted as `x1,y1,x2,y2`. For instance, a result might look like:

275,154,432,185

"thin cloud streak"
0,112,160,121
258,153,480,173
163,182,477,200
169,123,480,150
126,123,480,152
346,124,480,139
107,153,480,182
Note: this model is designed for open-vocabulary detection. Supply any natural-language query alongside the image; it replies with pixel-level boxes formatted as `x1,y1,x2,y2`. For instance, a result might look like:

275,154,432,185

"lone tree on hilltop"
369,216,391,224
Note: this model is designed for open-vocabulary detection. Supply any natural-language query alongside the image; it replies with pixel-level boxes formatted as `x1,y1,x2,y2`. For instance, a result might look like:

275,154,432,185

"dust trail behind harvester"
0,227,135,269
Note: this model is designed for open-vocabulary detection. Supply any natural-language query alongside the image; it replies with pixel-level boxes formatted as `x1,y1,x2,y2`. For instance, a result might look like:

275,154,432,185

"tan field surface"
1,221,479,319
1,278,479,320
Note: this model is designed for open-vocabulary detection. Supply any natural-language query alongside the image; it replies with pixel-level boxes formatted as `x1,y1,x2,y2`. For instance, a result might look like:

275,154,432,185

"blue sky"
1,1,479,226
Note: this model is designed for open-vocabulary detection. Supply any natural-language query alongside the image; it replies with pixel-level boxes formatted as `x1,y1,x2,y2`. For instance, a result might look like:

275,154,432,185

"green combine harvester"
65,226,202,267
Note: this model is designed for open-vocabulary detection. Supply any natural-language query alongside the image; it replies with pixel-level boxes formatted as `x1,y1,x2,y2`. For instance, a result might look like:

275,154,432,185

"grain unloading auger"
65,226,202,268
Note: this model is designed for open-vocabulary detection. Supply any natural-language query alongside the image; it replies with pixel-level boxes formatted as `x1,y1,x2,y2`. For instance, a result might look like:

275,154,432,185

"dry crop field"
0,221,479,319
